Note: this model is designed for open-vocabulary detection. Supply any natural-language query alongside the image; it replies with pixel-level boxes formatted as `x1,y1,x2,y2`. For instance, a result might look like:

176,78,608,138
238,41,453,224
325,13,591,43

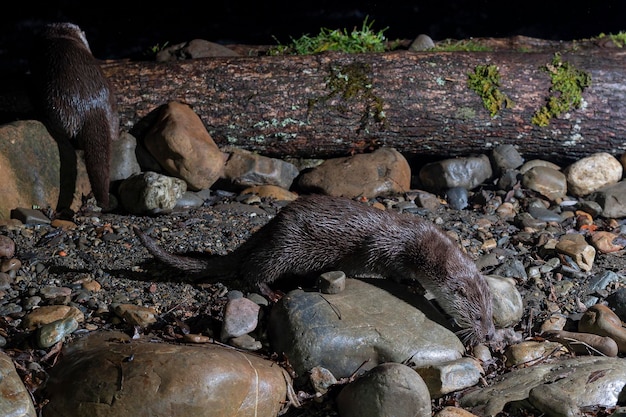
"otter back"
136,194,496,344
30,22,119,209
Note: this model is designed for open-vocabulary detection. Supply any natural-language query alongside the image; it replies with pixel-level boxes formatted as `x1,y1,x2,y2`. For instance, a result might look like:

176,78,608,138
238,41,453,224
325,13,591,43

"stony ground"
2,187,626,416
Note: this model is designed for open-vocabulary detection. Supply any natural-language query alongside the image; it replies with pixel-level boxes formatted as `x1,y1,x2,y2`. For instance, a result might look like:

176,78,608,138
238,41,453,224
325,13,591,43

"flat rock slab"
460,356,626,417
42,331,289,417
269,278,464,381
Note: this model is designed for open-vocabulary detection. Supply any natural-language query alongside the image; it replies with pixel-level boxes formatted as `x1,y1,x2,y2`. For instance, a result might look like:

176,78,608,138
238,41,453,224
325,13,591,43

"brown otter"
29,22,118,209
135,194,495,345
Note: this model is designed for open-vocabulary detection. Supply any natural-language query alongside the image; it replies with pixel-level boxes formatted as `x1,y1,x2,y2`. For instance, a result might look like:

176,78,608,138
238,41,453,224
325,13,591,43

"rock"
519,159,562,174
220,297,260,340
22,305,84,331
504,341,565,367
409,34,435,51
419,154,493,191
565,152,623,196
42,331,289,417
10,208,51,225
590,231,625,253
222,148,300,190
317,270,346,294
110,131,141,182
445,186,469,210
0,235,15,258
522,166,567,201
268,278,464,382
156,39,239,61
0,120,90,219
555,233,596,272
485,275,523,328
297,147,411,198
309,366,338,395
414,357,483,397
578,304,626,353
460,356,626,416
118,171,187,214
490,144,524,175
112,303,158,327
144,101,226,191
37,317,79,348
240,185,299,201
436,406,481,417
589,180,626,218
336,363,431,417
0,351,36,417
542,329,618,357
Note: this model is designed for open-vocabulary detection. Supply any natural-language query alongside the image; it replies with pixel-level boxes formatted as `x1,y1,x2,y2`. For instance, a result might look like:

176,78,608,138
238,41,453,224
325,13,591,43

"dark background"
2,1,626,75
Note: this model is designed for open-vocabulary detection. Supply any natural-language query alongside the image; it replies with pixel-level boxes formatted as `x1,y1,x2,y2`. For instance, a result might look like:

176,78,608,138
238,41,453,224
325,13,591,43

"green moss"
467,64,514,117
595,31,626,47
308,62,386,132
531,53,591,127
268,17,389,55
431,39,493,52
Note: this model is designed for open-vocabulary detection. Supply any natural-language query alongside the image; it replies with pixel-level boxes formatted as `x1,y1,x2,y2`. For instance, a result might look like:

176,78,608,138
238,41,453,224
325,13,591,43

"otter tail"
133,226,213,275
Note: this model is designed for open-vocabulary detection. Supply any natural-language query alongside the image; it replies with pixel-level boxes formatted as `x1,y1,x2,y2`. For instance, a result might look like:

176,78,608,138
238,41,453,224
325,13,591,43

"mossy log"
3,46,626,163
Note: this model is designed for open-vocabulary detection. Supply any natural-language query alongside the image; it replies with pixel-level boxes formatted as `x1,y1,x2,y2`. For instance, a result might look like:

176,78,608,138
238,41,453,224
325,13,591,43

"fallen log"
3,40,625,163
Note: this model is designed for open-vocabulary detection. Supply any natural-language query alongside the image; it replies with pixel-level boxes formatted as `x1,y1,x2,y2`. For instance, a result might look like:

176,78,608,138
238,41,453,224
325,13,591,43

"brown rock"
297,147,411,198
43,331,290,417
0,235,15,258
579,304,626,353
0,351,36,417
240,185,298,201
22,305,84,331
0,120,90,219
144,102,226,191
590,231,625,253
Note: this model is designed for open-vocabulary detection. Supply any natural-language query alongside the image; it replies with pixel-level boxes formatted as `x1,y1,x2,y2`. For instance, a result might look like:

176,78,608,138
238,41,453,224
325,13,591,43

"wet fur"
30,22,118,209
135,194,495,344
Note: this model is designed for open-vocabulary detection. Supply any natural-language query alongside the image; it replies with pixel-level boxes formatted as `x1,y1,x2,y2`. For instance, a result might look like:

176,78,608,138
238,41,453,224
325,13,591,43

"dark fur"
135,194,496,344
30,22,118,209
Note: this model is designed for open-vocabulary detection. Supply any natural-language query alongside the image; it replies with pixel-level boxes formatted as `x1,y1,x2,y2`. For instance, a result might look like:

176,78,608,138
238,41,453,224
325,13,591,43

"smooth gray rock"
222,148,300,190
110,131,141,182
419,154,493,191
491,144,524,174
589,180,626,218
337,363,431,417
268,278,464,382
485,275,523,328
460,356,626,417
414,357,483,397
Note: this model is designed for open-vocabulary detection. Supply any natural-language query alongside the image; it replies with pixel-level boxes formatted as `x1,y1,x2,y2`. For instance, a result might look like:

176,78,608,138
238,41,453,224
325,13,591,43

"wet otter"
135,194,495,344
30,22,118,209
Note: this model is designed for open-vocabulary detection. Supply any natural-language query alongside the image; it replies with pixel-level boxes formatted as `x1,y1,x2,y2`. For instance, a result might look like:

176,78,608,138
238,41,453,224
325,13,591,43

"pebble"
565,152,623,196
111,303,158,327
220,296,260,341
0,235,15,258
37,317,79,348
414,357,483,397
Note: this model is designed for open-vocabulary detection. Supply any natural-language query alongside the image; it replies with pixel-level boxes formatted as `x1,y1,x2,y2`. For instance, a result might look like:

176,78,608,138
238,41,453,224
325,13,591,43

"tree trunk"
4,41,626,163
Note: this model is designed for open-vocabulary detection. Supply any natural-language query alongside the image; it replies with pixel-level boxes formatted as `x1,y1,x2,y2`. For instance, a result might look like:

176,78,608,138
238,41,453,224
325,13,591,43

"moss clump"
268,17,389,55
531,53,591,127
467,64,514,117
595,31,626,47
431,39,493,52
309,62,386,132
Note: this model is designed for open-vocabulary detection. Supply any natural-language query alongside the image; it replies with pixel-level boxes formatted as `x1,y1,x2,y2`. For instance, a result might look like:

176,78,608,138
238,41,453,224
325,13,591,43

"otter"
29,22,119,209
135,194,496,345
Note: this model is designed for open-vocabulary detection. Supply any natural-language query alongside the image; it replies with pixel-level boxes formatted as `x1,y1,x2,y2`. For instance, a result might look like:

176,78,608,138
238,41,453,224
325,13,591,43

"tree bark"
3,42,626,163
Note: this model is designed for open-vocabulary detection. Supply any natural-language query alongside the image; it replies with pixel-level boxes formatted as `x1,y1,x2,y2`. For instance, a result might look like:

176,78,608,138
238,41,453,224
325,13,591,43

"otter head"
454,274,496,345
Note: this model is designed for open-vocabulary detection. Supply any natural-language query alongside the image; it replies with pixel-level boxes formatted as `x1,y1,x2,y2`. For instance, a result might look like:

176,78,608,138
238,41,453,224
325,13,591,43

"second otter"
135,194,496,345
30,22,118,209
